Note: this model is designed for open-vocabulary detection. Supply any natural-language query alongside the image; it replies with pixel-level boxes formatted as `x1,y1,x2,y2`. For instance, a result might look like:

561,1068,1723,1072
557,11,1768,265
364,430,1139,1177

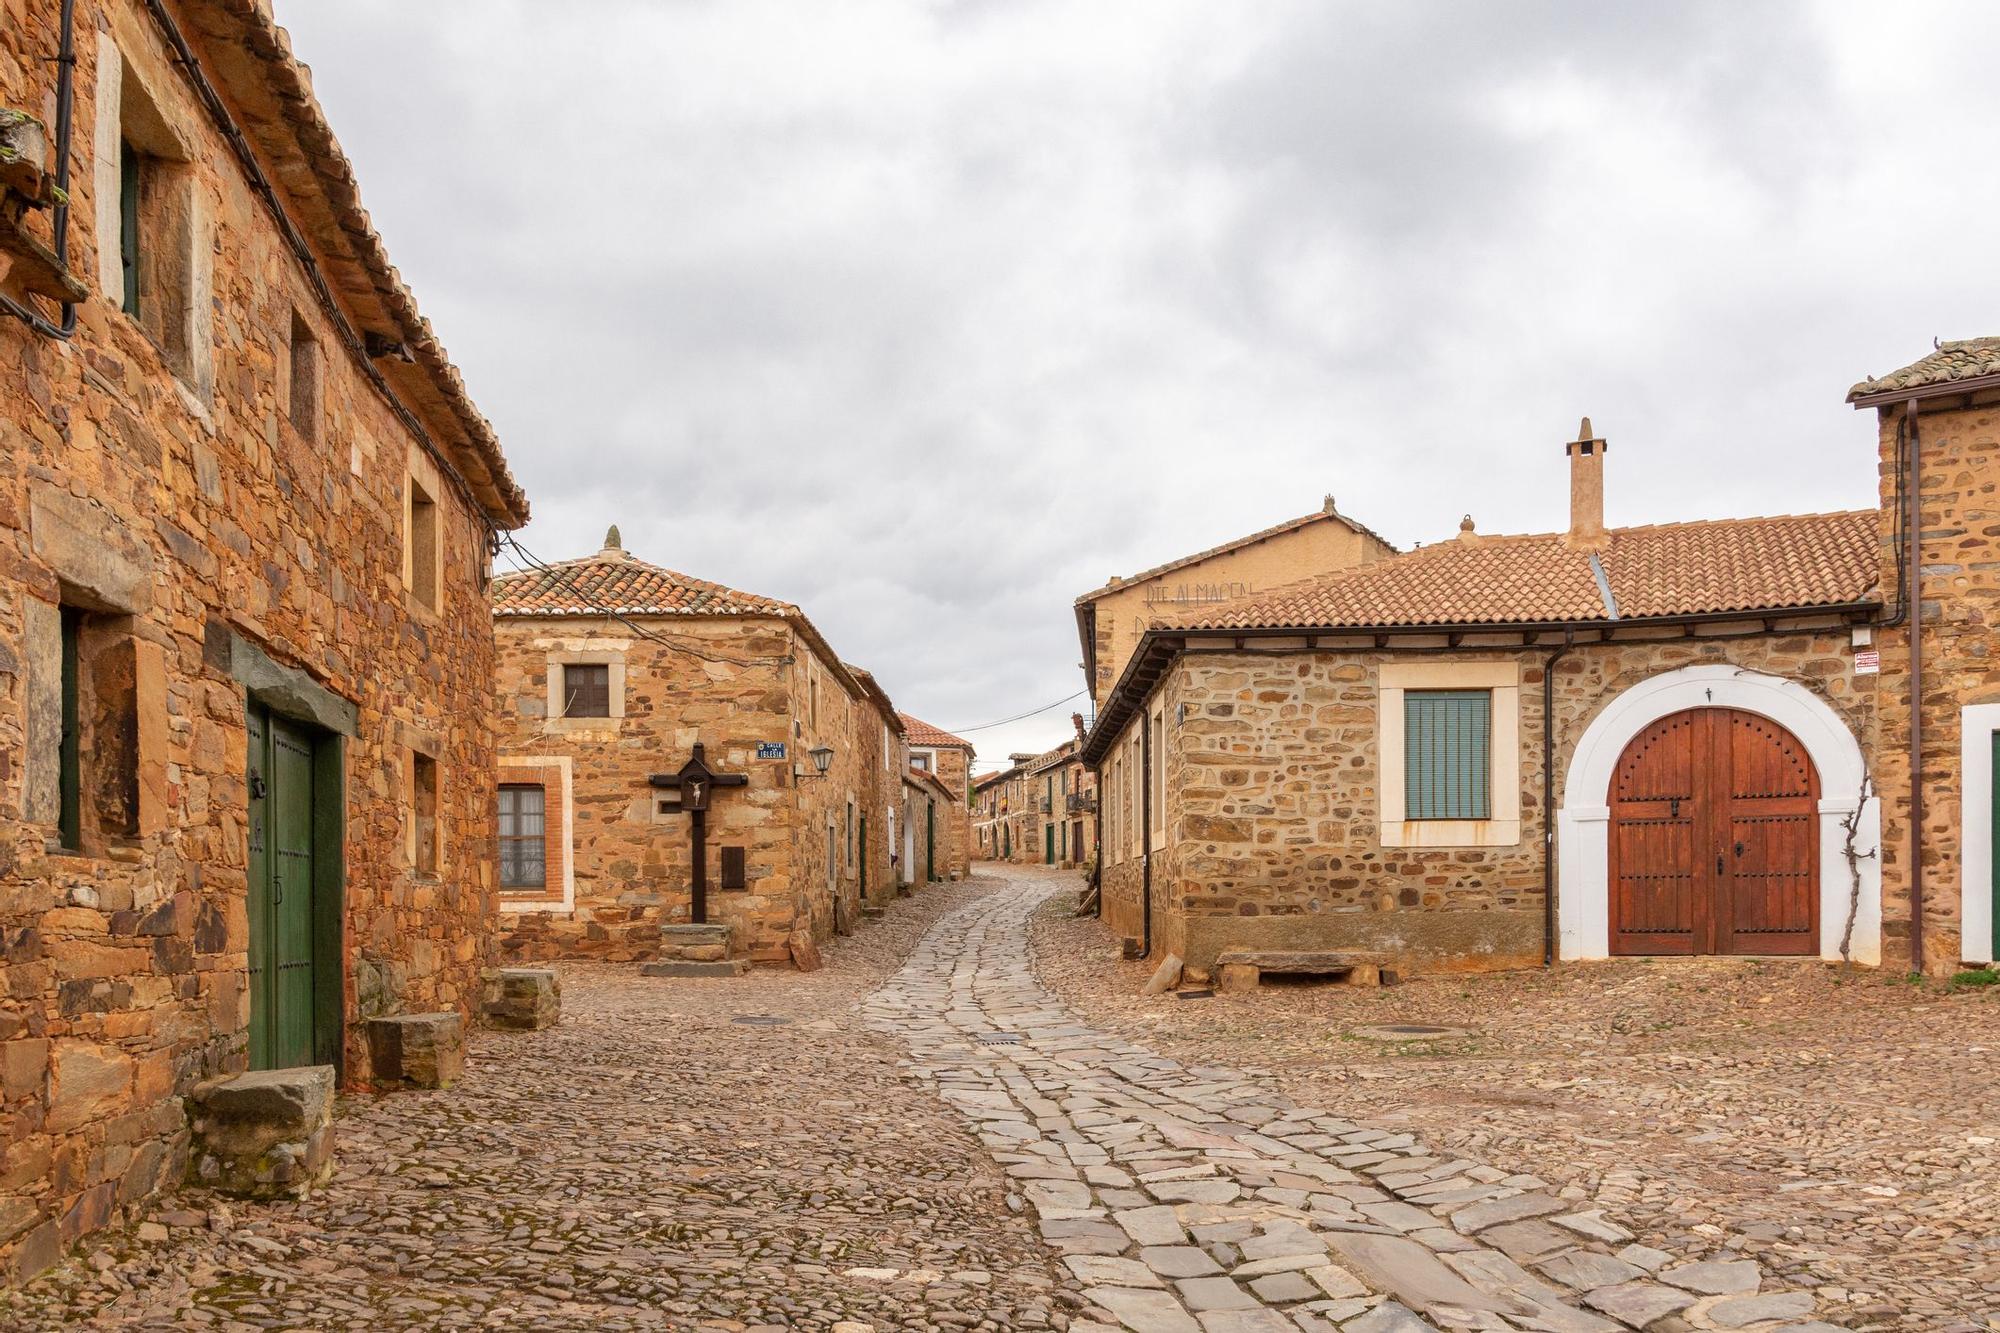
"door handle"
1715,853,1724,876
1734,841,1745,858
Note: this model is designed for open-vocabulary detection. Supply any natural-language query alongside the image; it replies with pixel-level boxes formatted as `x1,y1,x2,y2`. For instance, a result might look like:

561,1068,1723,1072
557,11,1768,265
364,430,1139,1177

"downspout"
0,0,80,339
1542,630,1574,966
1904,399,1925,974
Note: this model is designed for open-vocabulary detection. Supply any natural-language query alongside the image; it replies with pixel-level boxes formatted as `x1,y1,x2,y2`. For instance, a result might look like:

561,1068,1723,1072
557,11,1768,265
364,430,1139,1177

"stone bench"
366,1012,465,1089
187,1067,335,1199
483,967,561,1031
1214,949,1394,992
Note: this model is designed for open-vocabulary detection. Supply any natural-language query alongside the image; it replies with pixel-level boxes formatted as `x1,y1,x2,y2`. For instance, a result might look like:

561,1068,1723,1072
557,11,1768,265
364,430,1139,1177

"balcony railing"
1066,793,1096,814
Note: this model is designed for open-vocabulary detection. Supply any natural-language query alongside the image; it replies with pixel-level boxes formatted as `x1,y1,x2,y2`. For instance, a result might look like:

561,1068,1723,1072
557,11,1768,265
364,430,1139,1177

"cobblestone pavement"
868,869,1838,1333
5,880,1075,1332
1029,875,2000,1332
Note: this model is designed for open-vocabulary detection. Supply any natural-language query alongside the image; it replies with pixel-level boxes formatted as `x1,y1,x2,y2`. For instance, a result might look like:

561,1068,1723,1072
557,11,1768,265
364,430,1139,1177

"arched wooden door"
1609,708,1819,956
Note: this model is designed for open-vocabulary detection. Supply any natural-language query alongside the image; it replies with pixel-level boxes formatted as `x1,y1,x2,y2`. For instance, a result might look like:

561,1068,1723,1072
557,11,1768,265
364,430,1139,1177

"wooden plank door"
248,705,322,1069
1610,708,1818,957
1717,711,1818,955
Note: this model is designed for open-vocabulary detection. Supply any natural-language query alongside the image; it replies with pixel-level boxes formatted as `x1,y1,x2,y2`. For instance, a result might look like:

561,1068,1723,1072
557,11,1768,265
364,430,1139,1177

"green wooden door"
926,803,936,881
1044,822,1054,865
248,706,322,1070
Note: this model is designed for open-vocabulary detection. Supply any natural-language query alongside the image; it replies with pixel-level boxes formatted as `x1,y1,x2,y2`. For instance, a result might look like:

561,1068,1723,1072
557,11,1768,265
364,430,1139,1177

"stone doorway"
246,702,343,1071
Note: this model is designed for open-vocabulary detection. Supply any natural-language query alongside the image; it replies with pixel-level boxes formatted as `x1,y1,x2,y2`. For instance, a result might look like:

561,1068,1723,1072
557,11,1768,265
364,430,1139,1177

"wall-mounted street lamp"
798,744,835,780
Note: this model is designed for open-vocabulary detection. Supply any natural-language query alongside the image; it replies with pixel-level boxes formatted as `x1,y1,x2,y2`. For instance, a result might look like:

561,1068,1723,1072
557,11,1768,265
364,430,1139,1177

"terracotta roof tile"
1170,511,1880,631
900,715,974,750
1849,338,2000,402
1074,499,1395,605
493,551,795,617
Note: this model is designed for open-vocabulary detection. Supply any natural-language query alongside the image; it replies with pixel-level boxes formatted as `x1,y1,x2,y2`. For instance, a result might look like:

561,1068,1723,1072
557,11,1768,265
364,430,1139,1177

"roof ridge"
1074,502,1395,606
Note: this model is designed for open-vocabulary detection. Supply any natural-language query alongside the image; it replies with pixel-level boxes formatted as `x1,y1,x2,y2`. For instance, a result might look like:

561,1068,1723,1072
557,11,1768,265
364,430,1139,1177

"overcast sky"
275,0,2000,771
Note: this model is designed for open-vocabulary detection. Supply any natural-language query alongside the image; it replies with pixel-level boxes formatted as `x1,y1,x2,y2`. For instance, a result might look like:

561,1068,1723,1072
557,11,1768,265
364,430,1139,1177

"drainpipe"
1904,399,1925,974
1542,631,1574,966
0,0,80,340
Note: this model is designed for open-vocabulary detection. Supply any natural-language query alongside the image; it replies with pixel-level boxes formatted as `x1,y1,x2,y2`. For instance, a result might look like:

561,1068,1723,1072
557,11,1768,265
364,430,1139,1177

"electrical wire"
946,691,1087,734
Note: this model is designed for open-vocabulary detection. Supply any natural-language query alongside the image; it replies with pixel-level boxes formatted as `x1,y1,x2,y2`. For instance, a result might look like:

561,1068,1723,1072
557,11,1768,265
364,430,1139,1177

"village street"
6,866,1903,1332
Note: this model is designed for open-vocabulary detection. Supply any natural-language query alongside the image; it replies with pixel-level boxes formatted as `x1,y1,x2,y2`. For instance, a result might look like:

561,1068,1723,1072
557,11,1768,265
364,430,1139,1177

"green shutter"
1405,690,1491,821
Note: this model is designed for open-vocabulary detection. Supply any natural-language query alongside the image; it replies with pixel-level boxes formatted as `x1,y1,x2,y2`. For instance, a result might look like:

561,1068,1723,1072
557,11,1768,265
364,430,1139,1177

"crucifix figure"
647,743,749,923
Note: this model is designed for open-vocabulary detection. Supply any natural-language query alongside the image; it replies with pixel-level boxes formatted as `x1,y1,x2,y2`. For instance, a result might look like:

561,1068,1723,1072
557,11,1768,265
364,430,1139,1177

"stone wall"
930,746,971,879
1118,632,1873,976
496,616,804,963
0,0,509,1279
1870,392,2000,971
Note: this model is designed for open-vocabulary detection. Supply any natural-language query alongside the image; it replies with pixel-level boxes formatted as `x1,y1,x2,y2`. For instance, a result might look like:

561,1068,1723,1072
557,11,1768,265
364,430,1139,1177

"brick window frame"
498,755,573,912
1377,660,1521,849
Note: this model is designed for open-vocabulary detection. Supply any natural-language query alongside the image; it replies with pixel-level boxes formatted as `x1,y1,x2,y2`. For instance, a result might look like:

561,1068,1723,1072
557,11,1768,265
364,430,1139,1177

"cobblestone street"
873,870,1836,1333
1032,879,2000,1331
5,867,1947,1330
4,881,1071,1332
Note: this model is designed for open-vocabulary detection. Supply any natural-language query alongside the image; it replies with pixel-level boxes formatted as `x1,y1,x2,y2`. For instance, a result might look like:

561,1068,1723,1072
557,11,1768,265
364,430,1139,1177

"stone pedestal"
483,967,561,1030
1217,962,1260,993
642,922,748,978
367,1012,466,1089
187,1067,335,1199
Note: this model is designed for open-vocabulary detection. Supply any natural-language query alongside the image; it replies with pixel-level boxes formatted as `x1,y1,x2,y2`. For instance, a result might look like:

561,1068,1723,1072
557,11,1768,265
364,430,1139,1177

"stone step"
640,959,751,979
660,922,732,947
861,905,887,920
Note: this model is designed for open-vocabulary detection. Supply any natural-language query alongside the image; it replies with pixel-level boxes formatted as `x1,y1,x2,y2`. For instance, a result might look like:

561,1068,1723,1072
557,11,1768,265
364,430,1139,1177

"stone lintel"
204,619,358,736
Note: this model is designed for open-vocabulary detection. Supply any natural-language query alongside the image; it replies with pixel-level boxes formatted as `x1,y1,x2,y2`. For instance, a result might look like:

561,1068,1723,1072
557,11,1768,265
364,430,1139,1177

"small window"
287,310,319,441
562,663,610,718
406,473,439,610
498,783,546,890
1405,690,1492,821
56,607,83,850
412,751,440,875
911,752,931,773
118,140,141,317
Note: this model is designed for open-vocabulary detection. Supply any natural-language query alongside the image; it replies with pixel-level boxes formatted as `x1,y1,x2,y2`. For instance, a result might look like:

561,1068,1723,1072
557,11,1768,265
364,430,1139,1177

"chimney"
600,524,628,560
1565,417,1608,550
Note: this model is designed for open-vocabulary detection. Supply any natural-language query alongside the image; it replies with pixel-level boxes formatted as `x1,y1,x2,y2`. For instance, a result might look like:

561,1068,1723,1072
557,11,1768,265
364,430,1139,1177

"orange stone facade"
0,0,526,1280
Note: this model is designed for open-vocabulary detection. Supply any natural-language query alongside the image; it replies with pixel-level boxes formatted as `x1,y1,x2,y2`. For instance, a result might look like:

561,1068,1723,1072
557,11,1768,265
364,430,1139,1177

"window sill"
499,893,568,914
1380,818,1520,849
542,716,621,734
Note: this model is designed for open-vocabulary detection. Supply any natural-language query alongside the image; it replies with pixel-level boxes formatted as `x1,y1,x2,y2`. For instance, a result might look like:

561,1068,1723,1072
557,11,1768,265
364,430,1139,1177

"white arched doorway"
1557,664,1880,964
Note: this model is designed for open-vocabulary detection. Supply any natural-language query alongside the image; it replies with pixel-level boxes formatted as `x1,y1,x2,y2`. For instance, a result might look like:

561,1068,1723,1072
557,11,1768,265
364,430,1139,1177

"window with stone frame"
410,750,440,875
406,470,440,612
562,663,611,718
1149,707,1166,851
43,601,142,856
911,751,931,772
287,308,320,441
498,783,546,891
111,54,200,384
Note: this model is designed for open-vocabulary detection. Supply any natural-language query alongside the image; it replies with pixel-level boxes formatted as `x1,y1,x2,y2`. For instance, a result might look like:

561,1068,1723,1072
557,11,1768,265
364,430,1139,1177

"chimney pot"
1565,418,1608,550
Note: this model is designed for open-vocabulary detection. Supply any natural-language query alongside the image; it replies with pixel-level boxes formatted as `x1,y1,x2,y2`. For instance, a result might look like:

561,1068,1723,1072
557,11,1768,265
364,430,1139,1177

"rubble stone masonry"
0,0,522,1281
1870,390,2000,971
494,615,868,964
1101,634,1872,975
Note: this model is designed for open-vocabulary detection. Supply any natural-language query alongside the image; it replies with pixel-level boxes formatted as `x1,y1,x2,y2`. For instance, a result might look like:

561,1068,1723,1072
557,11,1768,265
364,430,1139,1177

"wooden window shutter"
720,845,747,890
1404,690,1492,821
563,663,611,717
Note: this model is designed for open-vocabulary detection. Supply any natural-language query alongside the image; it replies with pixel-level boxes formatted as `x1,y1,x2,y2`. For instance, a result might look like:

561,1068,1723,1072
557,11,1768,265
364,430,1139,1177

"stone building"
0,0,527,1278
971,740,1095,869
1084,422,1884,981
1851,337,2000,973
850,667,908,906
900,764,960,887
491,532,884,967
972,766,1014,861
899,714,972,879
1074,497,1393,711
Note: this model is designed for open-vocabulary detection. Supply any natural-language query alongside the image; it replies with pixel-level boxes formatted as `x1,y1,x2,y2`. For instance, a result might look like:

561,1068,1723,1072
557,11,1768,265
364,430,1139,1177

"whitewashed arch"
1556,664,1880,965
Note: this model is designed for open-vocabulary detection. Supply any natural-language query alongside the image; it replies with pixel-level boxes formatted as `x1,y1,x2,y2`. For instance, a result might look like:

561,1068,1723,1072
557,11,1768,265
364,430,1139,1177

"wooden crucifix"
647,743,749,924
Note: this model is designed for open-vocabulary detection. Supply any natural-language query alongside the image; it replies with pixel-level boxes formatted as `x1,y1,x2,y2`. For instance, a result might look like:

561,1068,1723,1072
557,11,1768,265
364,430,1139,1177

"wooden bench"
1213,949,1394,992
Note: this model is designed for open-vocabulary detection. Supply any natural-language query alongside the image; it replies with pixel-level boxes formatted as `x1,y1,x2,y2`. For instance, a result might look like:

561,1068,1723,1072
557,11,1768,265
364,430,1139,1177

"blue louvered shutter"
1405,690,1491,820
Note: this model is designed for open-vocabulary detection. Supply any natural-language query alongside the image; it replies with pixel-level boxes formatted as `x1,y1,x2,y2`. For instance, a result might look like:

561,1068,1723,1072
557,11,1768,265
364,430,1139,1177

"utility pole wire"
946,690,1087,733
